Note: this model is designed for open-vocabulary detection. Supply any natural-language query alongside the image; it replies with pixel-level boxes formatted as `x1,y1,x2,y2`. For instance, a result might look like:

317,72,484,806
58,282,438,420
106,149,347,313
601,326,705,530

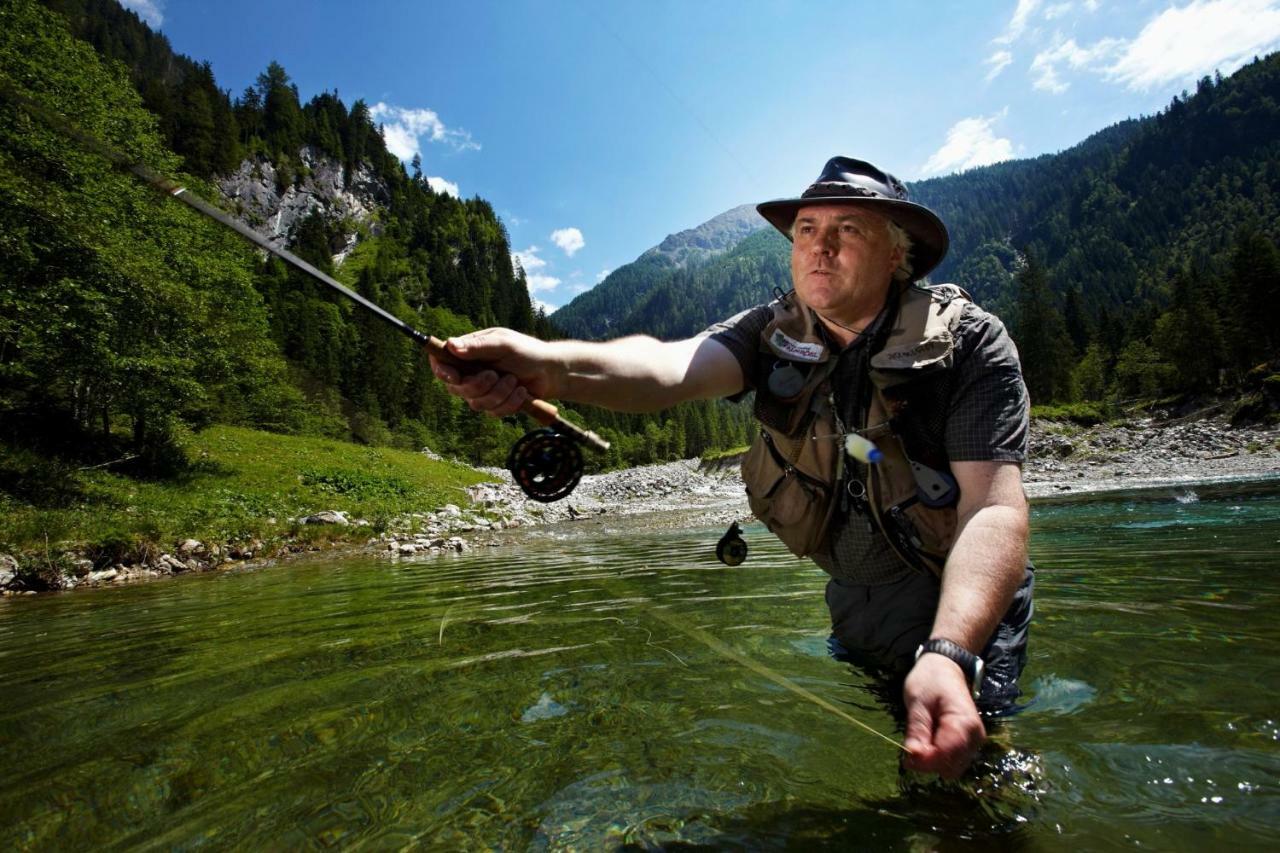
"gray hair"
884,219,915,282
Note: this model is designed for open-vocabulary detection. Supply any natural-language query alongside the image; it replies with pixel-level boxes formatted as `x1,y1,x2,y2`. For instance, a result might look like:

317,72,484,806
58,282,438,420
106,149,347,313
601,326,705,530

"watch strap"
915,638,985,700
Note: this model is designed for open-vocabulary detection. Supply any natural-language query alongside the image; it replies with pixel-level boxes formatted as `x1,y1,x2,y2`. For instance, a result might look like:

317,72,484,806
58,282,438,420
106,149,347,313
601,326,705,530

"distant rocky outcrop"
553,204,769,339
637,204,768,269
217,146,389,265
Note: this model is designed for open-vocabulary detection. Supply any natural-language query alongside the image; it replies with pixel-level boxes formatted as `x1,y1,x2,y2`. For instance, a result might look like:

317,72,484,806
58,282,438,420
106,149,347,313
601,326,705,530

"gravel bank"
7,416,1276,594
452,415,1280,542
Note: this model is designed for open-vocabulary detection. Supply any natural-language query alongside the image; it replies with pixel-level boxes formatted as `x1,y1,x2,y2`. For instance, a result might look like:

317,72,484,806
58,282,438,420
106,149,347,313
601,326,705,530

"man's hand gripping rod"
2,81,608,501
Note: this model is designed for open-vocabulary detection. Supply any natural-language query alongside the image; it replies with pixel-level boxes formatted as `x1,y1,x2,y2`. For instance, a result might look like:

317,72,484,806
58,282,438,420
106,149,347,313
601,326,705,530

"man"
429,157,1033,779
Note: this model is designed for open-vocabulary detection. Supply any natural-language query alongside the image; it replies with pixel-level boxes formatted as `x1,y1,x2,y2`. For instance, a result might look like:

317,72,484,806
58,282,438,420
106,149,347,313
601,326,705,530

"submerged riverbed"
2,480,1278,849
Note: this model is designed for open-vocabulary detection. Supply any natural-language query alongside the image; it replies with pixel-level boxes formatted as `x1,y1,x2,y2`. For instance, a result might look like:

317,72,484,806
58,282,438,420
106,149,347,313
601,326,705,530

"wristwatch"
915,638,985,700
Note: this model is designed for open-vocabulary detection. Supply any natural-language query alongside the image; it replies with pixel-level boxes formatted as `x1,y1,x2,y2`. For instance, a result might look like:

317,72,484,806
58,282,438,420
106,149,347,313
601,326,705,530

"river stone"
0,553,18,588
177,539,202,554
520,692,569,723
399,543,418,555
302,510,349,525
88,568,119,584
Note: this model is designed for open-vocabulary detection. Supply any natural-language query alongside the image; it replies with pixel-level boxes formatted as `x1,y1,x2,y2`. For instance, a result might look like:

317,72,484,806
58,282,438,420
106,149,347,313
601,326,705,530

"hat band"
801,182,886,200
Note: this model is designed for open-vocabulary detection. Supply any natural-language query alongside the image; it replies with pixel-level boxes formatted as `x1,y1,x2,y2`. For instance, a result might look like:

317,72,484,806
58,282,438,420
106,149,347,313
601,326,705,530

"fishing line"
0,77,609,500
645,599,906,752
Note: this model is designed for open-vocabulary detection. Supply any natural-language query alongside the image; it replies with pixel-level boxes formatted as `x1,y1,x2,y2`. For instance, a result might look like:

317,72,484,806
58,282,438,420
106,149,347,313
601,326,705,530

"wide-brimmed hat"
757,156,949,280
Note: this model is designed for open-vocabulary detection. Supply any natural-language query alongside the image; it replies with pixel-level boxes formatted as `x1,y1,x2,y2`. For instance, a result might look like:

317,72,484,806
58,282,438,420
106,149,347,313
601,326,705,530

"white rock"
303,510,349,525
88,568,119,584
0,553,19,588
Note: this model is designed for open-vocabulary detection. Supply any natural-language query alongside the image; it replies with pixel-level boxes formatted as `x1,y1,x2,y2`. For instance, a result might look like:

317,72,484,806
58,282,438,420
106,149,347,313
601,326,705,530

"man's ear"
888,244,906,277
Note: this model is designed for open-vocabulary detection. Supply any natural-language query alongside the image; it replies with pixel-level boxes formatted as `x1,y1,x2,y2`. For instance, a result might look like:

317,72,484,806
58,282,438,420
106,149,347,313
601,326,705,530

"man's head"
758,157,949,283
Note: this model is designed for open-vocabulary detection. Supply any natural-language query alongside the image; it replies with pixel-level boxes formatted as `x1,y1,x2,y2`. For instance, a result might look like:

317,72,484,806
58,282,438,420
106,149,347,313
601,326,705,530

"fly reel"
507,428,585,503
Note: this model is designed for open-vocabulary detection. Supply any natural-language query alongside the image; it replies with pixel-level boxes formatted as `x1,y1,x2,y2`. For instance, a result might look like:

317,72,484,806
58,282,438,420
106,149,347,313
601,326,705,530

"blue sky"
126,0,1280,312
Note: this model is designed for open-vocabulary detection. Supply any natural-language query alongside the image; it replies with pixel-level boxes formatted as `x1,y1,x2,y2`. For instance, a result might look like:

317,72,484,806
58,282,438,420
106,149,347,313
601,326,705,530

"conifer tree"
1012,251,1074,404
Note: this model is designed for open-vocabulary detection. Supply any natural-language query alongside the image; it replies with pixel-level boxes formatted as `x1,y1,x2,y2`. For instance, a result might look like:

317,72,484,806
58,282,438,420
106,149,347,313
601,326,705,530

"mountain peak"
638,203,768,268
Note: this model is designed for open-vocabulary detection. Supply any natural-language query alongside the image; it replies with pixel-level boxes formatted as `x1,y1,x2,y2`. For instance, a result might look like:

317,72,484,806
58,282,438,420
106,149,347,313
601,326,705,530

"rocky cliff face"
638,203,767,268
217,146,389,264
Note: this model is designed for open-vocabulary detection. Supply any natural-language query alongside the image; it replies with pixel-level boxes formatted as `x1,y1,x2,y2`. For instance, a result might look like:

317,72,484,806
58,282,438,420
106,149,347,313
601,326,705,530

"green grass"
0,425,489,563
700,444,750,462
1029,402,1110,426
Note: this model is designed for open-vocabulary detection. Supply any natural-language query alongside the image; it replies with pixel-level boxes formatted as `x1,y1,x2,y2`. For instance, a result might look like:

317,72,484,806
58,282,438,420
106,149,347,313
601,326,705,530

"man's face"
790,205,904,321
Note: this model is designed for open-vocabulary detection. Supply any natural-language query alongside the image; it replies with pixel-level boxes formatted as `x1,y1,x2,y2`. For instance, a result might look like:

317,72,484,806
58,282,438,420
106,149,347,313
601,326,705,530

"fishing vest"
739,283,971,575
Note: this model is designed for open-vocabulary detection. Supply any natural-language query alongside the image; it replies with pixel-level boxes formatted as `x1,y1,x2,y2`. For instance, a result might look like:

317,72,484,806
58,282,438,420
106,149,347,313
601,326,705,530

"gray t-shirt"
705,293,1029,585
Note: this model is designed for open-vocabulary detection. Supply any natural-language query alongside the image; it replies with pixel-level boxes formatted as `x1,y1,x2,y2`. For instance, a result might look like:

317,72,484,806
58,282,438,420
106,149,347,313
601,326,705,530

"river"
2,479,1278,850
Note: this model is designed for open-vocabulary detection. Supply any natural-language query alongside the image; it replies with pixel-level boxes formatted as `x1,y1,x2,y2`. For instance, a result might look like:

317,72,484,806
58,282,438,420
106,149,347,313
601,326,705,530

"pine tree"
1012,251,1074,404
1227,227,1280,371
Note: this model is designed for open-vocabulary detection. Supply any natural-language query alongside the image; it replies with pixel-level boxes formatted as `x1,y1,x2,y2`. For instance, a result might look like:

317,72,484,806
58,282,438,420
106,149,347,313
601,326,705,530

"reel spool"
716,522,748,566
507,428,584,503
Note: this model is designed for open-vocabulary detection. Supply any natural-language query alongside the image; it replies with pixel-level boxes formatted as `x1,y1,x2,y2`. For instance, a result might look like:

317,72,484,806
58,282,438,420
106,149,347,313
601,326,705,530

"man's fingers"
904,715,984,777
428,357,459,384
464,373,528,416
446,329,509,361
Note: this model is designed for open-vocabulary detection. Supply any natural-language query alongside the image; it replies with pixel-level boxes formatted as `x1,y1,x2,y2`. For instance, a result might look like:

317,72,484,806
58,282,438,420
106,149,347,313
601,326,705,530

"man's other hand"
427,328,557,417
901,651,986,778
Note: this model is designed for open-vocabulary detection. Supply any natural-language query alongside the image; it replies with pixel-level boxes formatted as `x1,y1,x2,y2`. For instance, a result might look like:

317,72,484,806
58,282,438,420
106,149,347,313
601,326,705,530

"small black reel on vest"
506,428,584,503
716,522,748,566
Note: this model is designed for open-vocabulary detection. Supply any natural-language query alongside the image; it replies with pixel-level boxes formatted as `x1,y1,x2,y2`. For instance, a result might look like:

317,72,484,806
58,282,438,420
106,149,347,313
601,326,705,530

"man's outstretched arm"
902,460,1029,778
428,327,745,415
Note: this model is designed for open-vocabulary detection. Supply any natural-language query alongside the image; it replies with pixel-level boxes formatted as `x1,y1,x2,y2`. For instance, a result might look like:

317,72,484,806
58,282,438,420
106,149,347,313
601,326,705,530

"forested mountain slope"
552,204,768,338
552,55,1280,409
2,0,754,477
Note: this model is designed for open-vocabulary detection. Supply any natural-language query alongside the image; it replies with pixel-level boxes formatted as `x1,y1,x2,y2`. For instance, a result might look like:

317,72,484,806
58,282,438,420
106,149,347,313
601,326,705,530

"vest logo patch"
769,330,825,362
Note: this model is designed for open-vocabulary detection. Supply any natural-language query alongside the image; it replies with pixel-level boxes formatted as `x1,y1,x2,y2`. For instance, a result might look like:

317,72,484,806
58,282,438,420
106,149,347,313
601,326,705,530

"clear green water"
2,480,1279,851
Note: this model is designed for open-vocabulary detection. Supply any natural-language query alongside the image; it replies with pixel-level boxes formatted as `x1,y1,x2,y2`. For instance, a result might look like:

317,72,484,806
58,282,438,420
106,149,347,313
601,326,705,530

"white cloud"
550,227,585,257
1030,36,1125,93
511,246,547,274
1083,0,1100,10
995,0,1042,44
426,176,459,197
526,274,561,294
533,298,558,315
1106,0,1280,91
1044,1,1074,20
368,102,480,163
920,111,1016,176
985,50,1014,81
120,0,164,27
1024,1,1280,95
596,268,612,283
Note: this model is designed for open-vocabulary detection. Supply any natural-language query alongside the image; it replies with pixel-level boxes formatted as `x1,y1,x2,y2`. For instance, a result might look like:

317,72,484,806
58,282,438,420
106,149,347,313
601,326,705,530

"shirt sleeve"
703,305,772,396
944,302,1029,463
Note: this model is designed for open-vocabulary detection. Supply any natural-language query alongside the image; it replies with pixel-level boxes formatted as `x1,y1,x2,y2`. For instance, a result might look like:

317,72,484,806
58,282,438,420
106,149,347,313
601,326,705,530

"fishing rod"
1,80,608,502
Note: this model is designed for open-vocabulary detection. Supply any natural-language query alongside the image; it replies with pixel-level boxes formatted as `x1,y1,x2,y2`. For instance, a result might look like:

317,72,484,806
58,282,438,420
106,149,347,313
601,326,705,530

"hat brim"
757,196,949,281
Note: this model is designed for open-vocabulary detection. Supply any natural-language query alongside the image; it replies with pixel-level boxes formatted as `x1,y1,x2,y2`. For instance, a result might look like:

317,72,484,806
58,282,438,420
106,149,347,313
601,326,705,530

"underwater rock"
521,692,569,723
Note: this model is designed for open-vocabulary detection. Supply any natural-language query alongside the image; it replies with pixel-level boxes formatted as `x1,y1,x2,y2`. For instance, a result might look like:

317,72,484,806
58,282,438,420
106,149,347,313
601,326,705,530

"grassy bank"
0,425,488,582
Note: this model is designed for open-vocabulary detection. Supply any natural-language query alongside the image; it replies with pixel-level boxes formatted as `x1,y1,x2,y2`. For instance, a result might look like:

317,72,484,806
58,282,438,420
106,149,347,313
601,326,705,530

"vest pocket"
742,429,836,558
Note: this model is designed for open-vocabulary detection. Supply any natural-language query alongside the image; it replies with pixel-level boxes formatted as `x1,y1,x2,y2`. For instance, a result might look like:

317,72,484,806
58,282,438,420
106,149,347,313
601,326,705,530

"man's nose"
813,228,838,254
